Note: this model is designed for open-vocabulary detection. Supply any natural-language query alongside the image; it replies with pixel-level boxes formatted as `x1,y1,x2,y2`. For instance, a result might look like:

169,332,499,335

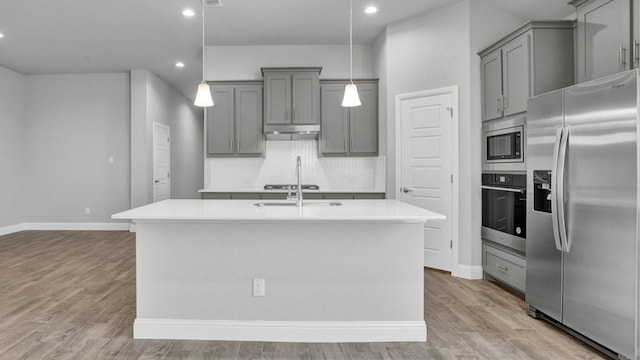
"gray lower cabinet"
206,83,264,157
479,21,574,121
262,67,321,125
200,192,385,200
482,241,526,293
320,80,378,156
571,0,633,83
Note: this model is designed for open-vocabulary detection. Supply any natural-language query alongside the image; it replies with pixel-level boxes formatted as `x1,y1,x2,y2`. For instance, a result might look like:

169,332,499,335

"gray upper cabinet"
481,49,503,121
502,34,530,118
206,82,264,157
320,80,378,156
207,86,235,155
571,0,632,83
262,67,321,125
479,21,575,122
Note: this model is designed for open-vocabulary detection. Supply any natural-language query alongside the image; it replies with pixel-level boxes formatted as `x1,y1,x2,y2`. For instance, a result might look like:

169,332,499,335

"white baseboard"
0,223,26,236
452,265,483,280
0,222,130,235
134,319,427,343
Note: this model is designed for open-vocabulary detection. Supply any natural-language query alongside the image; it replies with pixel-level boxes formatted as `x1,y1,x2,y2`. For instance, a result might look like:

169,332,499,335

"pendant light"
194,0,214,107
341,0,361,107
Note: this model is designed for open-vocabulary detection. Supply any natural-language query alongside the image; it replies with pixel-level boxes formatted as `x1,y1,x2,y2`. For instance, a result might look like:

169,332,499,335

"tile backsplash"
205,140,386,191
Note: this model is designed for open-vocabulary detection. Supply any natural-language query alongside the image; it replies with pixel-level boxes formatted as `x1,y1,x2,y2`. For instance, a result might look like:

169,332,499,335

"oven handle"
550,128,564,252
481,185,525,193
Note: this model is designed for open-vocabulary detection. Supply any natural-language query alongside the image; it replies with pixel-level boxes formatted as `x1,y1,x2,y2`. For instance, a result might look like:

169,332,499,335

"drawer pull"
496,263,508,271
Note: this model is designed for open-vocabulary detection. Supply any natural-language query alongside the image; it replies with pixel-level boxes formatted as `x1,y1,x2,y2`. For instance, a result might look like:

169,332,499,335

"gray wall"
22,73,131,222
0,68,200,228
0,66,26,228
131,69,203,208
375,0,525,271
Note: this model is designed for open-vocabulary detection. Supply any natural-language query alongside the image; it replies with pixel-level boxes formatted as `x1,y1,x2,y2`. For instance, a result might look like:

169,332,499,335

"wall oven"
482,116,525,172
482,173,526,253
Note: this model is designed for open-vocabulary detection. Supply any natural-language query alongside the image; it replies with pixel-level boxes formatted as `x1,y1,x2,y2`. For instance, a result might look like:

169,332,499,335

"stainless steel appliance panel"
525,89,564,322
481,173,527,253
482,116,526,172
562,71,637,358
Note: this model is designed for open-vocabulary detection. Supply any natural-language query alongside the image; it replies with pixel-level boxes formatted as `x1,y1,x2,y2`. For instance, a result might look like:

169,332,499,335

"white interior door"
153,122,170,202
400,92,453,271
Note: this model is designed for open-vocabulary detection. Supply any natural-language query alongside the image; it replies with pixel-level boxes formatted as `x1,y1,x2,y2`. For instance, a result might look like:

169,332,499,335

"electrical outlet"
252,278,265,297
108,156,114,164
85,207,91,215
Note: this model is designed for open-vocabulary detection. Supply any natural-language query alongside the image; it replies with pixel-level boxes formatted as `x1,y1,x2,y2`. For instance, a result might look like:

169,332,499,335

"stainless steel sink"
253,201,342,207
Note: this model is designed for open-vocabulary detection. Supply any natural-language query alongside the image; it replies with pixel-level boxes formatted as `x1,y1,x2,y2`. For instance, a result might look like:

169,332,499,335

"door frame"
152,121,171,202
394,86,459,275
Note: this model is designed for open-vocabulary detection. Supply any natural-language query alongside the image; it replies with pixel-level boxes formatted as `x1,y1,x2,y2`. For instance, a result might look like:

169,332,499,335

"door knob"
402,187,412,193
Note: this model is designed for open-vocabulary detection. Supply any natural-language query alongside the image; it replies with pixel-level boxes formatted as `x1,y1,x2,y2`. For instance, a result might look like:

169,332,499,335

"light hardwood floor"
0,230,606,360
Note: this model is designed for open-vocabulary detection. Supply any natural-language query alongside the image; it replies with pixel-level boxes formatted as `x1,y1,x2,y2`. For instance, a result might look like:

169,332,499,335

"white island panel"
112,199,444,342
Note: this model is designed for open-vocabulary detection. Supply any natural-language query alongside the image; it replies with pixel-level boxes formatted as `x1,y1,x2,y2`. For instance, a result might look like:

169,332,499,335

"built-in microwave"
482,116,526,172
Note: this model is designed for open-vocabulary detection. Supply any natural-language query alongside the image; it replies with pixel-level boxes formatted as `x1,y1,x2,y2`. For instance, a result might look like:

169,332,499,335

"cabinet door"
575,0,632,82
292,72,320,124
634,0,639,68
235,85,264,156
502,33,530,117
320,84,349,155
207,86,235,155
481,49,503,121
349,83,378,155
264,72,291,124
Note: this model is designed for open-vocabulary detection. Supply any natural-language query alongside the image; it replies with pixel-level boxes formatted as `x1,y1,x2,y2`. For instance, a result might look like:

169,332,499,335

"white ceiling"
0,0,574,100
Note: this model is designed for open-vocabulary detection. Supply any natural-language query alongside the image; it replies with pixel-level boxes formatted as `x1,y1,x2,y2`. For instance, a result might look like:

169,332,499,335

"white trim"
452,265,484,280
134,319,427,343
129,223,137,232
395,86,460,275
0,223,130,235
0,223,26,236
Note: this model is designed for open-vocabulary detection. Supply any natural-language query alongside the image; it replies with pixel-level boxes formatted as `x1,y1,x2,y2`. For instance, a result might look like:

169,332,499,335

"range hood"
264,124,320,140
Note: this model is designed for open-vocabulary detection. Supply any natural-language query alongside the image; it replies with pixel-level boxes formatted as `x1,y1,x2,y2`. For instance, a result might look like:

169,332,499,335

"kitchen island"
112,199,444,343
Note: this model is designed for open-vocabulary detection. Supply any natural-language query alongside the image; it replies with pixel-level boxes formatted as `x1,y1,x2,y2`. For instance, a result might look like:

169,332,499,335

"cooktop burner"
263,184,320,191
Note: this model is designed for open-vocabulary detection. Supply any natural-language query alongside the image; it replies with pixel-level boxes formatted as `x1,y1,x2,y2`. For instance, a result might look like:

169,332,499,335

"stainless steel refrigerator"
526,69,638,359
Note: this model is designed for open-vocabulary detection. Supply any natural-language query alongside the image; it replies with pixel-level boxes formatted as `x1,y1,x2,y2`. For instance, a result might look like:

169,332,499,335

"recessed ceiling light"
175,62,185,68
364,6,378,14
182,9,195,17
0,33,4,38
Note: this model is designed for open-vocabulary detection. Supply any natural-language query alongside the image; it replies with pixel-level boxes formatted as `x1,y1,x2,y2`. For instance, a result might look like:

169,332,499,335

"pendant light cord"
202,0,205,84
349,0,353,85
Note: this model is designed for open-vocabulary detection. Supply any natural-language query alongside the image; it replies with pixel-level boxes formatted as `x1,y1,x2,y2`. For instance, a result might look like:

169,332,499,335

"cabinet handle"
230,138,233,151
496,263,508,271
343,137,347,151
503,96,508,110
635,41,639,68
236,139,240,152
496,97,502,112
292,109,295,122
620,45,627,69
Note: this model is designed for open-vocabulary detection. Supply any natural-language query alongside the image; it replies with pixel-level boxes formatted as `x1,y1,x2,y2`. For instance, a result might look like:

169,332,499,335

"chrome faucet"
295,156,303,207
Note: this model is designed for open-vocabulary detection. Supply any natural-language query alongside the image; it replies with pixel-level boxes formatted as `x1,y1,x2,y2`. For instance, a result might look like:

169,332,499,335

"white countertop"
198,188,385,193
112,199,444,224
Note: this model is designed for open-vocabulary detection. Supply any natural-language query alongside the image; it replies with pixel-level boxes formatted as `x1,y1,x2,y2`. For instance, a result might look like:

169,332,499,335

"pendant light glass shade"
194,82,214,107
342,0,361,108
194,1,213,107
342,83,361,107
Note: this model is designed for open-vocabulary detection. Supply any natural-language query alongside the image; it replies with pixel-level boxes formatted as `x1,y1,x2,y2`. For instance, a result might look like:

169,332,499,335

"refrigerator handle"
550,127,564,252
557,127,570,252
